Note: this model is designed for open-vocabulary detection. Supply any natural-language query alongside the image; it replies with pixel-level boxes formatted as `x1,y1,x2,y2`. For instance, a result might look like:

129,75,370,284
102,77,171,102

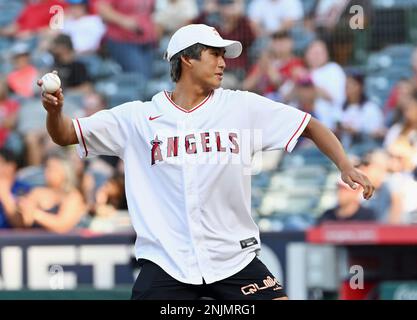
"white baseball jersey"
72,88,311,284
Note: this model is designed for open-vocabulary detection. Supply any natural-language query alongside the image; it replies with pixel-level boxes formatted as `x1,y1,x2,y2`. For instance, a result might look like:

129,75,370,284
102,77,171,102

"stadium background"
0,0,416,300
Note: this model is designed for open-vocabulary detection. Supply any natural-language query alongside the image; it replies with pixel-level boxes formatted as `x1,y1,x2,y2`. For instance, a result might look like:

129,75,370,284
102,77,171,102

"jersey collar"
163,90,214,113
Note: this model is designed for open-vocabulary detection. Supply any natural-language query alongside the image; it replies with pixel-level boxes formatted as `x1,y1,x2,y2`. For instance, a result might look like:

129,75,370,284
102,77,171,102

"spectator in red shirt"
384,48,417,125
0,0,67,39
385,79,413,119
193,0,255,78
6,42,39,98
243,30,304,100
97,0,158,78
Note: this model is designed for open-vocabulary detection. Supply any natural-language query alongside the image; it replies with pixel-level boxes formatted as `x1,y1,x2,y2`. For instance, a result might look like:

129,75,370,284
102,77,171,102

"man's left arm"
301,117,375,200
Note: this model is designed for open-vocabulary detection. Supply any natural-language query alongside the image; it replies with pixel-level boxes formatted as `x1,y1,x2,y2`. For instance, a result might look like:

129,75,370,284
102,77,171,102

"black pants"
131,257,287,300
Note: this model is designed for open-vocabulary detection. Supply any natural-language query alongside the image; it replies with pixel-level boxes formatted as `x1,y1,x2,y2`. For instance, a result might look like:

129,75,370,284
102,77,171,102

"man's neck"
59,52,74,64
348,96,361,104
171,81,213,111
337,202,360,219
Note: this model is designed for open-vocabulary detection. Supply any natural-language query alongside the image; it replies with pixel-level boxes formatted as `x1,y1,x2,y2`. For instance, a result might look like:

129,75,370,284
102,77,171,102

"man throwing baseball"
38,24,374,300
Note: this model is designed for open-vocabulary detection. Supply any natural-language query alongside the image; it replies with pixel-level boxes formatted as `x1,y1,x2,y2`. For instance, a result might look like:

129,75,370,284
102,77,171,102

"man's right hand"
37,71,77,146
37,71,64,115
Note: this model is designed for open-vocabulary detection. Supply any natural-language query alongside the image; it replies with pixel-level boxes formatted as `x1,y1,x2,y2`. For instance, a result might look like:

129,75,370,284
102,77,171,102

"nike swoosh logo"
149,115,163,121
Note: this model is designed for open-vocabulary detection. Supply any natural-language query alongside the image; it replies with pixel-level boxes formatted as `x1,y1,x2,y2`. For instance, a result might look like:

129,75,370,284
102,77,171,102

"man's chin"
213,81,222,89
205,80,221,91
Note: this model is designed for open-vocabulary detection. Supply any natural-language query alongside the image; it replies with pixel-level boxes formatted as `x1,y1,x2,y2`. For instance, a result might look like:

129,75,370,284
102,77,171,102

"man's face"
361,163,386,188
296,85,315,109
271,37,293,57
50,45,67,62
12,54,30,69
396,80,412,108
337,182,360,207
189,47,226,90
0,156,16,180
68,4,87,18
305,41,328,69
346,76,362,100
44,158,68,189
404,99,417,124
387,142,414,172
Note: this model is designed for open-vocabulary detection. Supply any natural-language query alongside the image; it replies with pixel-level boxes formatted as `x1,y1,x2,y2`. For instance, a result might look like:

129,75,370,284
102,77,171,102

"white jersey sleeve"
72,102,136,159
245,91,311,153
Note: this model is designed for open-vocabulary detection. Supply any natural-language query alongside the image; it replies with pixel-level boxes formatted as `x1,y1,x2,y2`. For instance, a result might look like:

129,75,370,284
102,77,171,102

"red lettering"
216,132,226,152
200,132,211,152
185,134,197,154
229,133,239,154
167,136,179,157
151,136,163,165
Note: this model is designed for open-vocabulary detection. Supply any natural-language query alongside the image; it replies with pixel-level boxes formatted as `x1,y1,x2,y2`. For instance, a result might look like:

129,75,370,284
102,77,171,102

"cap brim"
200,39,242,59
224,41,242,59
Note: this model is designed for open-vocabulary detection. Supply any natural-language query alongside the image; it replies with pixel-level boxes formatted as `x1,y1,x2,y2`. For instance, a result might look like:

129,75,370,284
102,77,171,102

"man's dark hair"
0,148,21,169
53,34,74,51
169,43,209,82
271,30,291,40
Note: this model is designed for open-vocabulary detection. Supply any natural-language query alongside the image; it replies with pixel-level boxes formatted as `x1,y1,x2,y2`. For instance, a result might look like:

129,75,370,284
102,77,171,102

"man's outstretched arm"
301,117,375,200
37,72,78,146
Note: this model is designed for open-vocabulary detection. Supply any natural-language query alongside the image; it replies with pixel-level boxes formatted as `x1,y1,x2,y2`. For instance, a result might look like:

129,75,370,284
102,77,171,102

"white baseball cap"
165,24,242,61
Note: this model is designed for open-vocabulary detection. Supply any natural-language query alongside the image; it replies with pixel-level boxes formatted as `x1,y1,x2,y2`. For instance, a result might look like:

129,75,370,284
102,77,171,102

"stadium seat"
77,55,122,81
366,44,413,73
382,43,415,56
95,72,147,107
300,0,316,15
365,66,412,105
152,59,170,79
282,213,315,230
0,0,24,27
280,146,334,170
17,98,47,135
374,0,417,8
145,76,173,100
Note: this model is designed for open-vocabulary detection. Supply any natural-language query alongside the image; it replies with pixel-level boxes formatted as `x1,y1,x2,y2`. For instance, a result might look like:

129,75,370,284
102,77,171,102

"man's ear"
180,55,193,69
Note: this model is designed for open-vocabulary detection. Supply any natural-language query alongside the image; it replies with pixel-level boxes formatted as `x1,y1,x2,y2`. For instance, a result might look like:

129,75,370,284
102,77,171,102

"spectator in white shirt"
305,39,346,131
338,71,385,147
154,0,199,37
359,150,394,223
386,141,417,224
62,0,106,54
384,90,417,155
248,0,303,37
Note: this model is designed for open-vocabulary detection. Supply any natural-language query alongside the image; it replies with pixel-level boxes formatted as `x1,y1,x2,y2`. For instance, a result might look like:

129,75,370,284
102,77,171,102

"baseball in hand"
41,72,61,93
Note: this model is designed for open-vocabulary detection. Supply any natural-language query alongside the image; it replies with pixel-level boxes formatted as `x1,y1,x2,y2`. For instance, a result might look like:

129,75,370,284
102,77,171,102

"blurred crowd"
0,0,416,233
